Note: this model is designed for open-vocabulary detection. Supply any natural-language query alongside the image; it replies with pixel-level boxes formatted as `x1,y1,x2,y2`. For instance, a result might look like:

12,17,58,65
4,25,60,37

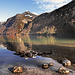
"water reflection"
0,35,75,69
2,35,53,59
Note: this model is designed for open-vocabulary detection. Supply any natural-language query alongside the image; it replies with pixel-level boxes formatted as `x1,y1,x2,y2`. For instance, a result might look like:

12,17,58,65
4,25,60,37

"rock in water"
20,54,25,57
26,52,33,58
58,67,69,74
48,62,54,66
62,58,71,66
42,64,49,69
12,66,23,73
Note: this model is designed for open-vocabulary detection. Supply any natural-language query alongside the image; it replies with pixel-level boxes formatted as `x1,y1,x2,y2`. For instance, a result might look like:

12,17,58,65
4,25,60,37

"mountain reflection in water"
0,35,75,70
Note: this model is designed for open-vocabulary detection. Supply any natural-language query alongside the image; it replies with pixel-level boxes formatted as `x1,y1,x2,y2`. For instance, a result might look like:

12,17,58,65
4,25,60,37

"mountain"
2,11,37,35
0,22,2,27
1,0,75,37
22,11,37,20
0,22,4,27
30,0,75,37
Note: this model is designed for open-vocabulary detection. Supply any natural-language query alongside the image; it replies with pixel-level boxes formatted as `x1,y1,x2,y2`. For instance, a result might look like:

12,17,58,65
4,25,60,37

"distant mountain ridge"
0,22,2,26
22,11,37,19
30,0,75,37
0,22,5,27
1,11,37,35
0,0,75,37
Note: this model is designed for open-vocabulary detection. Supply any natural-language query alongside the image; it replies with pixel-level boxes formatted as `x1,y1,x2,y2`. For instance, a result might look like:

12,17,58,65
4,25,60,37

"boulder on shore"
12,66,23,73
42,64,49,69
58,67,69,74
62,58,71,66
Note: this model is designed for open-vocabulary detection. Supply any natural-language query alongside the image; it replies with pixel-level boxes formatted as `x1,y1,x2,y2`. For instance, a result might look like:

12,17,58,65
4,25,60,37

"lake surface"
0,35,75,75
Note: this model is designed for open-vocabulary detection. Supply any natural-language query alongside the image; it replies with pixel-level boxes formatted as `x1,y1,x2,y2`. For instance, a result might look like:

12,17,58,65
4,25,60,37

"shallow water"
0,35,75,75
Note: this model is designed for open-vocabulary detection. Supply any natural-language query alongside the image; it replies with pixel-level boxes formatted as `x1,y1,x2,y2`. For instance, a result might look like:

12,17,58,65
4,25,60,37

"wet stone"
48,62,54,66
26,52,33,58
20,54,25,57
58,67,69,74
32,52,38,55
42,64,49,69
14,52,21,55
38,52,43,55
12,66,23,73
62,58,71,66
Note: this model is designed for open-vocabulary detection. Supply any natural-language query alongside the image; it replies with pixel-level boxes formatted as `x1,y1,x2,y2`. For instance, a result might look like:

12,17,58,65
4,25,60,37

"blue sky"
0,0,72,21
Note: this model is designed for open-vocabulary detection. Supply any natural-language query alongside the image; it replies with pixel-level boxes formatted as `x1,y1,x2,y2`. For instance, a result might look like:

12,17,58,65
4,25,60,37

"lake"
0,35,75,75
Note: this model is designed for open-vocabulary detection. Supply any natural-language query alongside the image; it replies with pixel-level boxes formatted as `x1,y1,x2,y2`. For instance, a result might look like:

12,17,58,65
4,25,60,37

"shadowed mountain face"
1,0,75,37
30,0,75,37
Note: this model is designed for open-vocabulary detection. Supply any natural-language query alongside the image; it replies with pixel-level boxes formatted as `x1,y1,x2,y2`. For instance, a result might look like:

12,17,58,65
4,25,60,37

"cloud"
33,0,72,12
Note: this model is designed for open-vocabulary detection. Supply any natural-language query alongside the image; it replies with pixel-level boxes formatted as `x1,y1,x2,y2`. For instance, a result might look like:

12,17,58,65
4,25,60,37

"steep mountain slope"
0,22,2,26
0,22,4,27
2,11,37,35
3,14,27,34
22,11,37,20
30,0,75,37
1,0,75,37
0,22,6,34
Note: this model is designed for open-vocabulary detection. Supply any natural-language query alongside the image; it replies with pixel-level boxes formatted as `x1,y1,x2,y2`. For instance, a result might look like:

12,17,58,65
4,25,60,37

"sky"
0,0,72,21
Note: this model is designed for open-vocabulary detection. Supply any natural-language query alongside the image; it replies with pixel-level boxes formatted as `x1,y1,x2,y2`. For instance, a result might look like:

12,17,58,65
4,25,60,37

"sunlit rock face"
2,14,33,35
22,11,37,20
1,11,37,35
2,14,26,34
1,0,75,37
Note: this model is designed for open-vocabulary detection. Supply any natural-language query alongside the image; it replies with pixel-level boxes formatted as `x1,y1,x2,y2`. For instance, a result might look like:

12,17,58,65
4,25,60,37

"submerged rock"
12,66,23,73
26,52,33,58
31,51,38,56
58,67,69,74
20,54,25,57
38,52,43,55
62,58,71,66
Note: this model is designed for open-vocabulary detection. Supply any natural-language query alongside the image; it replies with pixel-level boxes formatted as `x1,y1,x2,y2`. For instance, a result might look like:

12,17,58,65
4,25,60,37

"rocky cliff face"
2,11,37,35
3,14,27,34
30,0,75,37
0,22,2,26
1,0,75,37
22,11,37,20
0,22,4,27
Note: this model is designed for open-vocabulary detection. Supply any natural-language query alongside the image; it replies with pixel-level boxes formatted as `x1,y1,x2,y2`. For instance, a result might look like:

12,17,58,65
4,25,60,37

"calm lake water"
0,35,75,75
